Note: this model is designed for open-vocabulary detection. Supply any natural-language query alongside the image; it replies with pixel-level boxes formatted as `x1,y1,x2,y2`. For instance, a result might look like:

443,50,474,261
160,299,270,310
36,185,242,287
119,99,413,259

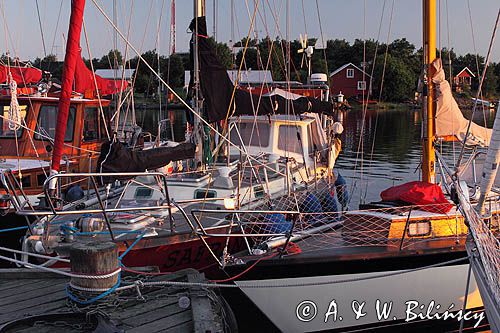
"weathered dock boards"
0,268,229,332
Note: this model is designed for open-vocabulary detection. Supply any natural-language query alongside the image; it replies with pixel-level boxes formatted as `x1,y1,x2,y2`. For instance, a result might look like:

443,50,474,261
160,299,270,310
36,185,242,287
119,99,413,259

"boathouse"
453,67,475,91
329,63,371,99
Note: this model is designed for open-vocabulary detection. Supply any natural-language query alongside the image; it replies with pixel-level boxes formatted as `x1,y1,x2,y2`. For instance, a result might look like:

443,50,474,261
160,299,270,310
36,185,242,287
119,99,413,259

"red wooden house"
453,67,475,91
329,63,371,98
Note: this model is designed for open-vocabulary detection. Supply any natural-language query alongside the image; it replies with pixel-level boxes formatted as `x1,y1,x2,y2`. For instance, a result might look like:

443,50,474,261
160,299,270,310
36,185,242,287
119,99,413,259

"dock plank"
120,301,187,327
126,309,192,333
0,279,67,299
0,269,226,332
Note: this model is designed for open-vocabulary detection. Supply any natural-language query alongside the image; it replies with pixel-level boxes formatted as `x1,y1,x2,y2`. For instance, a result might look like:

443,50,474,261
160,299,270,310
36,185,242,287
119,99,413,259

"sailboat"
184,1,499,332
0,0,341,275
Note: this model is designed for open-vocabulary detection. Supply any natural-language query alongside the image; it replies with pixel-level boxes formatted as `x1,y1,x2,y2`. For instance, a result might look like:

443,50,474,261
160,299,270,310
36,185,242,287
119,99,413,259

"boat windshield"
0,104,28,138
34,105,76,142
230,122,270,147
83,107,109,141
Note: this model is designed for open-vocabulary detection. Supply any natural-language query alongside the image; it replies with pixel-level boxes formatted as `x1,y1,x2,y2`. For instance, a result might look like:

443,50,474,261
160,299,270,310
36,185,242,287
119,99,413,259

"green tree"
162,53,185,88
373,54,416,102
99,49,123,69
482,66,498,98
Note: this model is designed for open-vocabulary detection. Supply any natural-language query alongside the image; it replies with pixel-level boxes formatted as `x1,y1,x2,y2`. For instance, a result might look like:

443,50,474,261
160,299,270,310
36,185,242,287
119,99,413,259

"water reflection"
336,105,497,208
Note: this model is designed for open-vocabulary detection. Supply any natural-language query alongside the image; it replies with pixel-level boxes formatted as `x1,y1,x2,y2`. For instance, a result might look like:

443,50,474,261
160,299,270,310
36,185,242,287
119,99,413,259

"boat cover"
432,58,492,146
75,52,129,96
0,65,42,85
380,181,453,213
189,16,334,122
96,141,196,182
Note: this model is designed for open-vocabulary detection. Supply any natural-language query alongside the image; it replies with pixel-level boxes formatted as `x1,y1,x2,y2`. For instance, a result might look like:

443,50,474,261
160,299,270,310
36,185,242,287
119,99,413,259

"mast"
171,0,176,54
422,0,436,183
50,0,86,189
193,0,205,165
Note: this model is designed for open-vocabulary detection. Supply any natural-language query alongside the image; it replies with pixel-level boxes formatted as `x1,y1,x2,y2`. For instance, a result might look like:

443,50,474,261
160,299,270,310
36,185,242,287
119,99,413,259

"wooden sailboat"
1,0,340,275
186,1,499,331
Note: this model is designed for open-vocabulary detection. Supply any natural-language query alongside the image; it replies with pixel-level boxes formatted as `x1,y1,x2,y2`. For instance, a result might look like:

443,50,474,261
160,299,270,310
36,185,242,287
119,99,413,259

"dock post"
70,242,119,290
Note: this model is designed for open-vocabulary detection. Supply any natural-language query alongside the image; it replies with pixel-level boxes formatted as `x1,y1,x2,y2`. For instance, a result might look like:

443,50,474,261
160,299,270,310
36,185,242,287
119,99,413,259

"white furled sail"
431,58,492,146
477,100,500,211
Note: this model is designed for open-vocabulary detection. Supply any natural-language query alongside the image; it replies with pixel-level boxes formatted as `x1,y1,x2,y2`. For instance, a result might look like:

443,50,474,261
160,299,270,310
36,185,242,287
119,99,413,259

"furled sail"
51,0,86,177
96,141,196,182
74,52,129,96
432,58,492,146
189,16,334,123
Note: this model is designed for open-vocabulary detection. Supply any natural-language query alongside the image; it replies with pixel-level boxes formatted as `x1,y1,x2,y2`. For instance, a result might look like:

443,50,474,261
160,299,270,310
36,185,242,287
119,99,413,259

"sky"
0,0,499,63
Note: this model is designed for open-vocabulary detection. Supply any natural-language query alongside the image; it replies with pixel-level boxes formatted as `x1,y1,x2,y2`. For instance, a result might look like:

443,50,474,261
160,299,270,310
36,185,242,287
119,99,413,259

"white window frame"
357,80,366,90
346,68,354,78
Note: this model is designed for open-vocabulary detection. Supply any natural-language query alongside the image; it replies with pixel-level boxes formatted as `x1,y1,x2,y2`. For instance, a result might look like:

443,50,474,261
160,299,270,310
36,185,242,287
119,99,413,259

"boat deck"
0,268,227,332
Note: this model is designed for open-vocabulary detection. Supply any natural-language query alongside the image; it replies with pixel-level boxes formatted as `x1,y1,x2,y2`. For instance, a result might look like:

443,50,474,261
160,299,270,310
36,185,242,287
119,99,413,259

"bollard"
70,241,118,290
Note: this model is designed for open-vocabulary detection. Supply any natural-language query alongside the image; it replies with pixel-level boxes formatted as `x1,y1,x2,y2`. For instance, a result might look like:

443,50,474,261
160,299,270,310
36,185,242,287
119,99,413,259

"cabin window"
346,68,354,78
37,173,47,187
230,122,270,147
20,175,31,188
254,185,265,198
35,105,76,142
357,81,366,90
134,187,154,200
194,189,217,199
307,122,323,154
83,107,106,141
0,104,28,138
407,220,432,237
277,125,302,154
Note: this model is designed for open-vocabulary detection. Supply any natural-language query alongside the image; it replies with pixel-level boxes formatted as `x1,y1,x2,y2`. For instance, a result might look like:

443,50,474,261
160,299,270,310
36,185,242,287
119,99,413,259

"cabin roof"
231,114,317,124
184,69,274,87
0,95,110,104
330,62,371,78
455,67,475,78
95,68,135,80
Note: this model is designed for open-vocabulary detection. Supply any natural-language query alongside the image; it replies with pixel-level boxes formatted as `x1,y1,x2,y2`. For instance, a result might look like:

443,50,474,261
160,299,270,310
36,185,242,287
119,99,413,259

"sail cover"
189,17,334,122
0,65,42,85
51,0,86,175
75,52,129,96
96,141,196,182
381,181,453,214
432,58,492,146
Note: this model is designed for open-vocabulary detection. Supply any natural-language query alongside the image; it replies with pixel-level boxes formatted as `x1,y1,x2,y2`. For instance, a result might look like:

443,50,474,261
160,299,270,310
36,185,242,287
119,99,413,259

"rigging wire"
35,0,47,58
89,0,287,178
49,0,64,57
116,0,135,138
82,20,111,140
364,0,395,199
444,0,456,165
456,8,500,169
466,0,488,131
315,0,329,77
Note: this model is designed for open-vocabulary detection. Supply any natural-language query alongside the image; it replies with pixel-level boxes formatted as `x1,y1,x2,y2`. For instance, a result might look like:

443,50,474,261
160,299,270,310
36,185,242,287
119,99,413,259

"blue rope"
0,226,29,233
119,231,147,261
65,230,146,305
65,274,121,305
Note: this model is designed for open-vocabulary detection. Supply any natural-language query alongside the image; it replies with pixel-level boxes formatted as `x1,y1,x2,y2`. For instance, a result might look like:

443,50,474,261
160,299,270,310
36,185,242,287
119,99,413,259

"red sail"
75,54,129,96
51,0,86,174
0,65,42,85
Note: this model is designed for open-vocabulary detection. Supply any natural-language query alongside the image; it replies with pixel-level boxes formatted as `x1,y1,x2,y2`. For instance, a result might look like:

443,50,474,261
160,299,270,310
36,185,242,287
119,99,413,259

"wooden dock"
0,268,230,332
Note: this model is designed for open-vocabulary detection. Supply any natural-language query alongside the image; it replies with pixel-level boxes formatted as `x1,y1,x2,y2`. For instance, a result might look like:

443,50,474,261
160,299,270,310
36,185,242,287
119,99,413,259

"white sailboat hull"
236,263,484,332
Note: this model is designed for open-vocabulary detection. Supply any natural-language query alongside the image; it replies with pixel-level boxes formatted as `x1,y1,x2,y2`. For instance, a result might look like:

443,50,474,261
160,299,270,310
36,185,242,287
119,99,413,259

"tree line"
18,37,500,102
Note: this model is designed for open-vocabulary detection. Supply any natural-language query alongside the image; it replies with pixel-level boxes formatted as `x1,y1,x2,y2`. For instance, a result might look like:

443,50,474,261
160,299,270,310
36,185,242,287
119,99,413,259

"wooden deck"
0,268,228,332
